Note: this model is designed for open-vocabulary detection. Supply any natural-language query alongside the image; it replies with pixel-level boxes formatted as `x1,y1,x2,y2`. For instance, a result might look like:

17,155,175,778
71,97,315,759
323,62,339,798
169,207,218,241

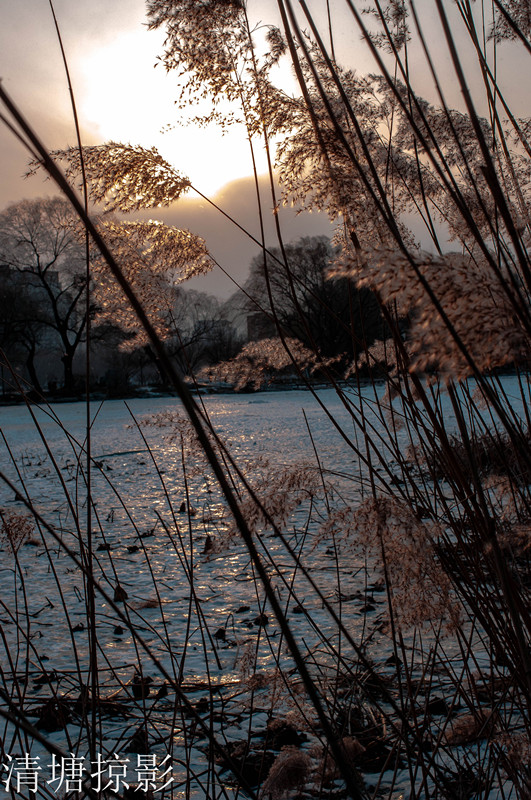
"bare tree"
165,287,241,377
0,197,92,394
0,198,213,394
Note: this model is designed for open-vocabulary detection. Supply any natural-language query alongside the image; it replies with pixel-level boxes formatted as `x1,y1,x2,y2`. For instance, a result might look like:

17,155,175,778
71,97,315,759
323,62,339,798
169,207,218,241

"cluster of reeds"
0,0,530,798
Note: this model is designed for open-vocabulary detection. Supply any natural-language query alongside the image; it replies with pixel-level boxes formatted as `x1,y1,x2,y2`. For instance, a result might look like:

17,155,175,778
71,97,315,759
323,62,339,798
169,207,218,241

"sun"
76,30,271,198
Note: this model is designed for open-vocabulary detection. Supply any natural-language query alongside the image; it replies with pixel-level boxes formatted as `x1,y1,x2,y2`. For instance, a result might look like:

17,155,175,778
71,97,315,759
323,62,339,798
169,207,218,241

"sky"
0,1,370,198
0,0,339,296
1,1,527,296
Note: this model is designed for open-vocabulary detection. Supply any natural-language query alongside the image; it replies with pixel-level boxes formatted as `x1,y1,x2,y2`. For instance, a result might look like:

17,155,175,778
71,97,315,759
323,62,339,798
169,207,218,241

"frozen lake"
0,388,390,796
0,380,527,798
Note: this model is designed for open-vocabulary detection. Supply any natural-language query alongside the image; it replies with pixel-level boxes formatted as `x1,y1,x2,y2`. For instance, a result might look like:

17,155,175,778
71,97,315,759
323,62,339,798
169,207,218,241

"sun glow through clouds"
77,31,271,198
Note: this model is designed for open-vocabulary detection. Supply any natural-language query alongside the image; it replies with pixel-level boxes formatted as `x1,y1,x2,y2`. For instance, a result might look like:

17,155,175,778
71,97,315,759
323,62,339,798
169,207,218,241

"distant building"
0,266,65,392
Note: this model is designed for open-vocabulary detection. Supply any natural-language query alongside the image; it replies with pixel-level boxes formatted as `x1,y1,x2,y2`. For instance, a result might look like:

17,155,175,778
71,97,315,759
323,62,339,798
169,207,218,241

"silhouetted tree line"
235,236,387,366
0,198,241,397
0,197,385,397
